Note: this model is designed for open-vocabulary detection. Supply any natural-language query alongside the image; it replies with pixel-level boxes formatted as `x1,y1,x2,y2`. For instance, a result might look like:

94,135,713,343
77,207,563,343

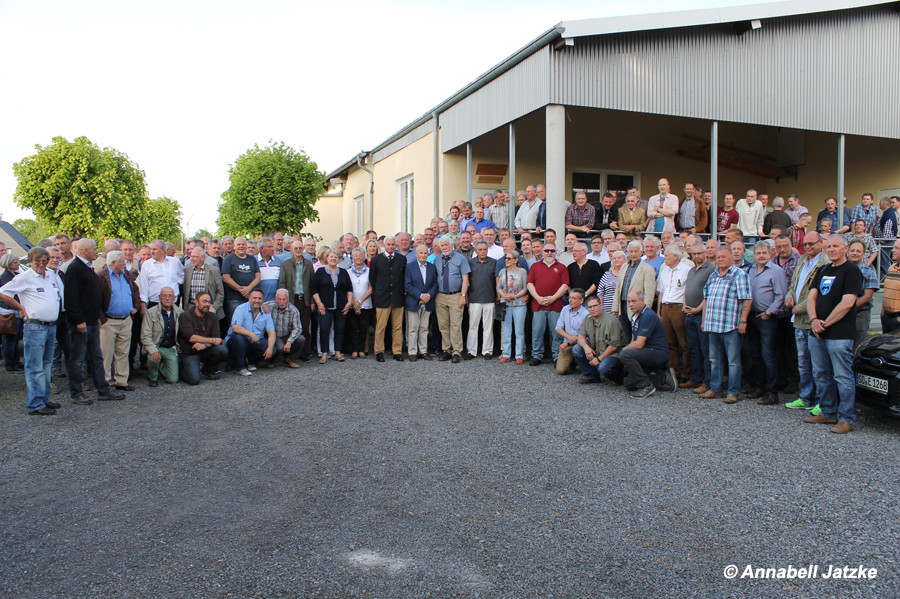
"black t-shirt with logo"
810,260,863,340
222,254,260,301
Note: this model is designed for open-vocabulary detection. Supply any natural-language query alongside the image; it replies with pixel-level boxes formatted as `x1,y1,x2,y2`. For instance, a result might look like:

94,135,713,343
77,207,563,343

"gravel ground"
0,357,898,599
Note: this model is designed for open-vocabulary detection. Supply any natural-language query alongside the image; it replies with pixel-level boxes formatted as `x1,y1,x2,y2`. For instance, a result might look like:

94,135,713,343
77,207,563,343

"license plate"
857,373,889,394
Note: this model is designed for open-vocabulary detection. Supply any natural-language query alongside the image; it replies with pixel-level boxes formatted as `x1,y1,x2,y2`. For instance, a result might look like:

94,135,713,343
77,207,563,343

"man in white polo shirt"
0,247,65,415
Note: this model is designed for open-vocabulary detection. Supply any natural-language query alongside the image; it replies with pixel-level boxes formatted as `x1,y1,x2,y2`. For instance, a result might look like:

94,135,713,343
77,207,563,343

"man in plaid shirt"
565,192,596,235
263,289,305,368
788,213,811,254
849,193,878,234
698,246,752,404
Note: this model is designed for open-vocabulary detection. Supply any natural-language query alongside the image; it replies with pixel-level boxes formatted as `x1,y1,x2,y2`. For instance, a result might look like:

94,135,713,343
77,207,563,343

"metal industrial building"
308,0,900,244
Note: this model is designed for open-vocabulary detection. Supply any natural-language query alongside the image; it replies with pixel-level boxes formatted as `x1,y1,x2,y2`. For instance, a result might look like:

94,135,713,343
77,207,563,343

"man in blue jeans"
63,239,126,404
573,295,627,384
225,289,275,377
0,248,64,415
805,236,863,434
526,243,570,365
177,291,228,385
699,247,752,404
682,242,715,394
745,242,787,405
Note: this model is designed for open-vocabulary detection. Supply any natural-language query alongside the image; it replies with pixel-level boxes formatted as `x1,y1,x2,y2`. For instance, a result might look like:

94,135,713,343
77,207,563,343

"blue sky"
0,0,750,234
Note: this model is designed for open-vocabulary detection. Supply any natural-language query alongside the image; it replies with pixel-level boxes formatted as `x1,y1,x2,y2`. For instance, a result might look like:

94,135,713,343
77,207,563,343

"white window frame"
354,195,365,238
397,175,414,234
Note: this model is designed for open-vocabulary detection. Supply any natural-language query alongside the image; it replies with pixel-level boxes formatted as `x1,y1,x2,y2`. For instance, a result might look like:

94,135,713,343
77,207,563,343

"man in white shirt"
656,245,693,384
514,185,543,233
735,189,766,243
0,248,65,414
138,239,185,313
647,178,679,234
587,234,610,265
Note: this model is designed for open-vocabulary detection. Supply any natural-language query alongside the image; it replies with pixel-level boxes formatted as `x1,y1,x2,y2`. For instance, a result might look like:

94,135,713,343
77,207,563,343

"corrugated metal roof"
559,0,895,37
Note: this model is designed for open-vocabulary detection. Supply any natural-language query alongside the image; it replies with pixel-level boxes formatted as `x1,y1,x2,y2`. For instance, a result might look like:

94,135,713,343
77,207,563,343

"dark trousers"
684,313,710,386
429,312,442,355
274,335,304,361
319,309,347,354
620,347,668,390
347,308,371,353
775,316,799,389
129,311,144,369
226,334,268,368
53,316,72,372
181,345,228,385
618,301,633,341
67,322,111,396
748,315,778,393
292,295,313,359
2,316,22,369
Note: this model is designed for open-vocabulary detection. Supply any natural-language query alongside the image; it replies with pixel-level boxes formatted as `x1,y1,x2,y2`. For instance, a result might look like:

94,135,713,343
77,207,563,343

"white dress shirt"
138,256,185,304
656,262,692,304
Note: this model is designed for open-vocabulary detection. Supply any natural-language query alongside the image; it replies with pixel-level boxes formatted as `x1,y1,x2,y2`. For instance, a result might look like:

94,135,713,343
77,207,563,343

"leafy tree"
12,136,149,240
193,228,215,240
12,218,52,245
144,196,183,244
217,141,325,237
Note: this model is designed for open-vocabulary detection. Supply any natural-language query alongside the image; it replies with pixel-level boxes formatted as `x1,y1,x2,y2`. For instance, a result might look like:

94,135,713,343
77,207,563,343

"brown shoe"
699,390,723,399
679,380,701,389
408,354,417,362
264,360,276,369
579,377,601,384
420,353,432,361
744,388,764,400
693,385,710,395
285,358,300,369
757,393,779,405
724,394,739,404
804,414,838,424
830,421,854,434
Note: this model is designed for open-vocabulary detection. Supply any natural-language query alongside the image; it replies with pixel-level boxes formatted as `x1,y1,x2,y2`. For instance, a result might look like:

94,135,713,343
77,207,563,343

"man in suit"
612,240,657,339
404,244,437,362
369,235,407,362
277,240,315,361
593,192,620,232
183,247,225,320
618,193,647,240
64,239,126,403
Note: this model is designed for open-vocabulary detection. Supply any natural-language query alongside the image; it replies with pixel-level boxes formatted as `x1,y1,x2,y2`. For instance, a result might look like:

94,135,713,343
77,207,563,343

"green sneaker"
810,404,822,416
785,398,812,410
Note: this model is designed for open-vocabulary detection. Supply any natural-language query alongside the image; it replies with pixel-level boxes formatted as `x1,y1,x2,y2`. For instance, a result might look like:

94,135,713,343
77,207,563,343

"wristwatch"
739,319,747,324
461,294,467,298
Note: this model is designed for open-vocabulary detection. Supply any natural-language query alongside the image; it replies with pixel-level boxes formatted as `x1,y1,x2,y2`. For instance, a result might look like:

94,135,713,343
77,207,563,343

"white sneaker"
236,368,252,377
247,364,257,372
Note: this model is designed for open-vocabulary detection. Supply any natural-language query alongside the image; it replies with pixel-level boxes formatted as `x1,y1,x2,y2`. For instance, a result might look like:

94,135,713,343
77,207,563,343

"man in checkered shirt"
263,289,305,368
697,246,752,404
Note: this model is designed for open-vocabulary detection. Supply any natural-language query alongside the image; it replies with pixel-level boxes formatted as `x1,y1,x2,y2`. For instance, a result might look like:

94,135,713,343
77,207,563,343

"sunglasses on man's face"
543,249,555,253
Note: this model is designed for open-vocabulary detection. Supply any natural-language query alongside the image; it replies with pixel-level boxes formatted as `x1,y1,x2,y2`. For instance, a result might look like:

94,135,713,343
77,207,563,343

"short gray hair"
665,246,683,260
107,250,125,264
275,288,290,298
627,240,643,252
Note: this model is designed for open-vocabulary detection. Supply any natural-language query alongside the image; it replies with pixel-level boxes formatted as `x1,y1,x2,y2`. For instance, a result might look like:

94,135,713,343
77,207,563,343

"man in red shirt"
717,193,739,238
789,213,812,254
527,243,570,366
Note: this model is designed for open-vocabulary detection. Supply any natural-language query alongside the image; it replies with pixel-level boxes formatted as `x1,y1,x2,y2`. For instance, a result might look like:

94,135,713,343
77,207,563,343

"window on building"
354,195,365,237
398,176,414,233
572,171,640,211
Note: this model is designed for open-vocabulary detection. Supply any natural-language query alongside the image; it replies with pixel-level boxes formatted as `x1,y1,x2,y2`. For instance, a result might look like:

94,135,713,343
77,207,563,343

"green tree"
193,228,215,240
217,141,325,237
12,218,52,245
144,196,183,244
12,136,149,240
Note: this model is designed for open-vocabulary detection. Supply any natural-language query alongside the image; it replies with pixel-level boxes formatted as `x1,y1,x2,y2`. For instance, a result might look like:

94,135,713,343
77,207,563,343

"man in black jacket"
369,236,406,362
64,239,125,403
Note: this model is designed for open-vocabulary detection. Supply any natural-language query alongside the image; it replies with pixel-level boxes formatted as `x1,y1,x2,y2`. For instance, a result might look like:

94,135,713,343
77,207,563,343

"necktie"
442,255,451,293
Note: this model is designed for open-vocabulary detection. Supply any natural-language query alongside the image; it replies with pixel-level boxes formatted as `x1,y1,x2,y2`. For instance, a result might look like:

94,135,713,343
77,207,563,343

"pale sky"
0,0,748,235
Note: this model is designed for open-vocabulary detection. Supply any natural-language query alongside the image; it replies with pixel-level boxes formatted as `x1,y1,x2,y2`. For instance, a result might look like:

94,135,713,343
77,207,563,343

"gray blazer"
182,263,225,319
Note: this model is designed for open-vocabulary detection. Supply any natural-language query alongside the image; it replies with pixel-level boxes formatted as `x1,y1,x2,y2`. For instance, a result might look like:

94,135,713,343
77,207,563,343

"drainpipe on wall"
433,111,440,219
356,152,374,231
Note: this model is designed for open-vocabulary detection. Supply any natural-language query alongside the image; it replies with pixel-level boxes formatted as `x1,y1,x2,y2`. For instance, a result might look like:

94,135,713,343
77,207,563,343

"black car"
853,331,900,417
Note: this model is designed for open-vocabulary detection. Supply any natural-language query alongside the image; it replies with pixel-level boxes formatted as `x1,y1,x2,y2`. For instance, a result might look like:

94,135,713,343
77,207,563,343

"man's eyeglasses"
543,249,556,253
803,240,820,246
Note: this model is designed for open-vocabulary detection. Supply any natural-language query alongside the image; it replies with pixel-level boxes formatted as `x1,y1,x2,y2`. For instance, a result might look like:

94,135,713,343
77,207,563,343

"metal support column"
433,112,440,219
838,134,846,231
711,121,718,239
509,122,516,232
546,105,566,234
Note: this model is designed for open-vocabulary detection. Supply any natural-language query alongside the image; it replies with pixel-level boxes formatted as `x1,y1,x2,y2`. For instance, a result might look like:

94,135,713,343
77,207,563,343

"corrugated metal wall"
550,4,900,139
374,119,435,163
440,46,551,153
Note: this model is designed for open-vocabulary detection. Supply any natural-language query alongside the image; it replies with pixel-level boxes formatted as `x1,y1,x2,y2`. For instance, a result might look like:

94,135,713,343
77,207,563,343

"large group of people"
2,182,899,435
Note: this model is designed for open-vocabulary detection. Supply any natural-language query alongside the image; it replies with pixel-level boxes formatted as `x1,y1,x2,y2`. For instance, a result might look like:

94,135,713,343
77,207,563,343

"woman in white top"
347,248,373,359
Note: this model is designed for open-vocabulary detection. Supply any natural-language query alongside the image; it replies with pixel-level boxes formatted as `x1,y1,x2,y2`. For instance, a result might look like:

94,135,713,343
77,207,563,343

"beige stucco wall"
370,133,436,235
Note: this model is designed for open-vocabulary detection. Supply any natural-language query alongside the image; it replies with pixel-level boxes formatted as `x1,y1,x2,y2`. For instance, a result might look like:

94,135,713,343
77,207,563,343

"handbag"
0,313,16,335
